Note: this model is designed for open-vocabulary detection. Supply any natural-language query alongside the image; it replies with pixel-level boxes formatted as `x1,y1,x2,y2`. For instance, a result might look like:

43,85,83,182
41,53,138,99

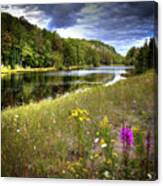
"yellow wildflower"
133,127,140,133
71,109,78,117
112,152,118,158
94,153,99,159
100,138,107,148
79,117,84,121
70,167,76,173
111,139,116,144
99,116,109,128
90,155,94,160
106,159,112,165
70,108,90,122
100,138,105,145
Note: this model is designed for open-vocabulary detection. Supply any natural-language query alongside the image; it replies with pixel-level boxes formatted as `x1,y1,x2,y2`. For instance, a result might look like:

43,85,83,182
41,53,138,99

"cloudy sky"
1,2,156,55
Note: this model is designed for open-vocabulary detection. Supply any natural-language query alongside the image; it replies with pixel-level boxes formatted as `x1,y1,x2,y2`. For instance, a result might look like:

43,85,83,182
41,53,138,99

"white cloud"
105,37,150,56
1,5,51,29
56,25,88,39
56,4,103,40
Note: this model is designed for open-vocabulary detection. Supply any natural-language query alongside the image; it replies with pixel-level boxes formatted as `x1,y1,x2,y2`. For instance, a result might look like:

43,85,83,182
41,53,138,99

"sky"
1,2,156,55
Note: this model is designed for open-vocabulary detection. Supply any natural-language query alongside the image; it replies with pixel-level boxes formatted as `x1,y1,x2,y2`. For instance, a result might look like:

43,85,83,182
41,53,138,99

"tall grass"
1,70,157,179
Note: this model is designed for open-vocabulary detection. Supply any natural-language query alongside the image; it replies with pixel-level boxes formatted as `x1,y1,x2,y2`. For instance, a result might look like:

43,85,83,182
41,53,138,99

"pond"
1,66,133,109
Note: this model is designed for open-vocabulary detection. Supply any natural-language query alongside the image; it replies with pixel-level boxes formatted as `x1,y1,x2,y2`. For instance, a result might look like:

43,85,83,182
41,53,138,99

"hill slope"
1,12,123,69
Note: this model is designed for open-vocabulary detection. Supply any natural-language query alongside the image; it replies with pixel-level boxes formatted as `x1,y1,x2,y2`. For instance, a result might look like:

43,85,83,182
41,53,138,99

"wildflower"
103,170,110,178
101,143,107,148
112,152,118,158
146,131,151,150
147,173,152,179
94,153,99,159
90,155,94,160
15,114,19,118
111,139,116,144
70,108,90,122
106,159,112,165
100,138,107,148
16,129,20,133
120,127,134,145
71,110,78,117
70,167,75,173
133,127,140,133
79,157,83,161
99,116,109,128
94,138,99,144
79,117,84,122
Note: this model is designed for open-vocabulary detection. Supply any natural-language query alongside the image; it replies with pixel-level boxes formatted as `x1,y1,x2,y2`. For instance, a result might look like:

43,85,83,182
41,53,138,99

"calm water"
1,66,133,109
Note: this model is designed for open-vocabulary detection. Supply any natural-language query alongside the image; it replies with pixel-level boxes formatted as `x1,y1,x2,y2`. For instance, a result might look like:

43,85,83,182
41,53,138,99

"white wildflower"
147,173,152,179
101,143,107,148
103,170,110,178
15,114,19,118
94,138,99,143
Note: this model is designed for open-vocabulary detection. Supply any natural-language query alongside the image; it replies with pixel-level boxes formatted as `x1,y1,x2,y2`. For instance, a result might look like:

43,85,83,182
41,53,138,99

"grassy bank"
1,65,93,75
1,71,157,179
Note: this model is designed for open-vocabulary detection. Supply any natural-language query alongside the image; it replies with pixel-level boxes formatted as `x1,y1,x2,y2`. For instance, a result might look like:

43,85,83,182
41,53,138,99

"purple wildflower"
146,131,151,151
120,127,134,145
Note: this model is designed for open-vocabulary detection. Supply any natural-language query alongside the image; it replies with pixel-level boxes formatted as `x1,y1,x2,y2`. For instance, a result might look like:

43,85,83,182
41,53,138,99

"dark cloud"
5,4,85,29
2,1,156,55
27,4,85,29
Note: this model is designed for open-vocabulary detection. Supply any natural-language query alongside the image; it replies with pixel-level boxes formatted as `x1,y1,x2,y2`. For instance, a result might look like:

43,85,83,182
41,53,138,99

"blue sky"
2,2,155,55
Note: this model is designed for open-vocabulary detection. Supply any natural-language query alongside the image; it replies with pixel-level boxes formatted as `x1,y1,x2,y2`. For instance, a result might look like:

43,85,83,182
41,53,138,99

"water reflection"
1,66,132,109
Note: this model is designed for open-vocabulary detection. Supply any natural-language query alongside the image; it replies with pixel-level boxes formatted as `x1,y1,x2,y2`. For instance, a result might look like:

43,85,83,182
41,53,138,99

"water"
1,66,133,109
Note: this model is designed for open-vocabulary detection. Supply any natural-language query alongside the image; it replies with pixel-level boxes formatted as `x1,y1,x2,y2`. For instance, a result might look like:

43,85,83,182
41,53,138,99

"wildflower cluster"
65,158,88,178
120,127,134,145
66,108,155,180
69,108,90,122
68,108,91,155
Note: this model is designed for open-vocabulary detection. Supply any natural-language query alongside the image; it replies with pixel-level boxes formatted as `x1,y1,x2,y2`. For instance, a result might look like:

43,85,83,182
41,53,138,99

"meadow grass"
1,70,157,179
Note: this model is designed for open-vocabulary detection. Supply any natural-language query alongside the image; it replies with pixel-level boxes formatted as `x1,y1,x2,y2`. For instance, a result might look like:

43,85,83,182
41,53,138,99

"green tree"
52,51,64,69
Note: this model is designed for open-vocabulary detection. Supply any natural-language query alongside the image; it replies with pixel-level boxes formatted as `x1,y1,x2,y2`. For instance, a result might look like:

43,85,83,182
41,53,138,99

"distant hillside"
1,12,124,69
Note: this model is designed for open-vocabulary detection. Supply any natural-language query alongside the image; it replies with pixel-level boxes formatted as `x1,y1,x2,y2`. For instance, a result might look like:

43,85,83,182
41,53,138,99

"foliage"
1,12,123,69
125,38,158,74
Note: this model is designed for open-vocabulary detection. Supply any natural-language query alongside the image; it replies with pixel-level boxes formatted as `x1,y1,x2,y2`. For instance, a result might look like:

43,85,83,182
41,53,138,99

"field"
1,70,157,180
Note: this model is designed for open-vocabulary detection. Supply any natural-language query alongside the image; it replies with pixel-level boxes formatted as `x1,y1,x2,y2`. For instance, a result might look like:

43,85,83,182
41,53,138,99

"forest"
125,38,157,74
1,12,123,70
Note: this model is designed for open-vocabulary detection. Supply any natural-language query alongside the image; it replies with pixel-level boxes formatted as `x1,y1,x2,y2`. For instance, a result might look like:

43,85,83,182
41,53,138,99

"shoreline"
1,65,93,75
2,72,127,111
104,73,126,86
1,64,130,76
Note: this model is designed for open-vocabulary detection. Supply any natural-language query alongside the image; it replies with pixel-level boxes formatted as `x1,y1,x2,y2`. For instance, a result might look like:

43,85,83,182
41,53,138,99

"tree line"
1,12,123,69
1,12,157,73
125,38,158,74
